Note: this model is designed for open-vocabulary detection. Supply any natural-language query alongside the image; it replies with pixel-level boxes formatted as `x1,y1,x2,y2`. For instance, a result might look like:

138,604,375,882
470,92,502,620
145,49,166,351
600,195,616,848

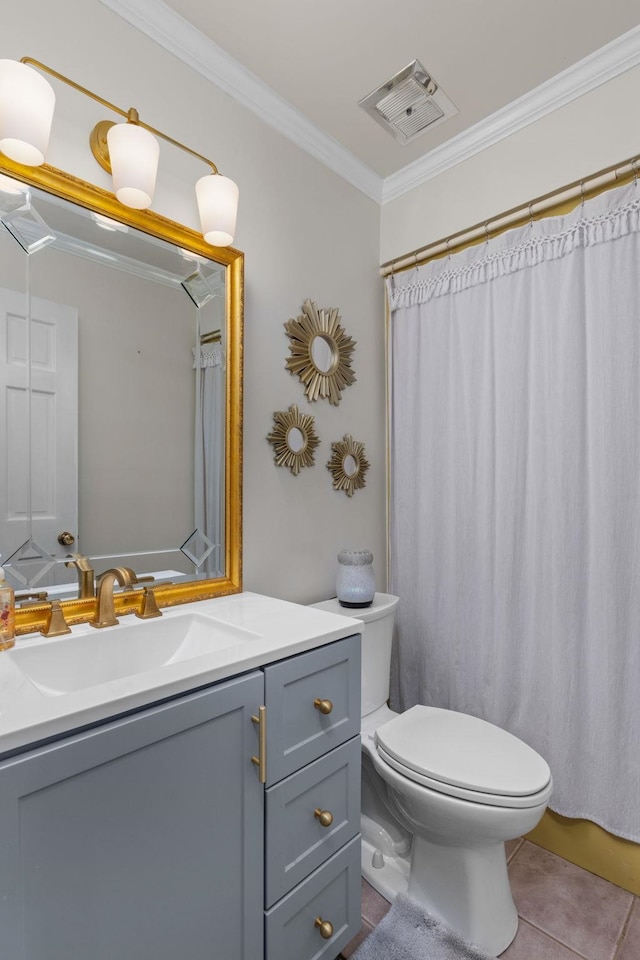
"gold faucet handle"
16,591,49,603
122,574,155,593
136,586,162,619
41,601,72,638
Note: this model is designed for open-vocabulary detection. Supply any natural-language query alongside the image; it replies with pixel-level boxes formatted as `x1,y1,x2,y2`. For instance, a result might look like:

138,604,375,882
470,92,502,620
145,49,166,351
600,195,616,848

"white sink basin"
9,612,260,697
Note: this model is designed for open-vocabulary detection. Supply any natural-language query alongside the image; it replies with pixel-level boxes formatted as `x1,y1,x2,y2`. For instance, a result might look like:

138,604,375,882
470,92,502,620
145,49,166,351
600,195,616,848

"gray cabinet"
264,632,361,784
264,634,362,960
0,632,362,960
0,671,264,960
265,737,361,905
266,836,361,960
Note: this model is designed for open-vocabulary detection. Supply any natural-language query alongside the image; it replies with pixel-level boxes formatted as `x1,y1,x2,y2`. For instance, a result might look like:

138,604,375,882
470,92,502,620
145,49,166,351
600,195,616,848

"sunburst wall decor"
284,298,356,406
266,403,320,476
327,434,370,497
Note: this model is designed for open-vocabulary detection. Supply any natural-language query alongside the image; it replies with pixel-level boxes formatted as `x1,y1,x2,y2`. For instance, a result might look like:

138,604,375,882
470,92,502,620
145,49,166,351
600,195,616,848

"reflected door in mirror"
0,287,78,585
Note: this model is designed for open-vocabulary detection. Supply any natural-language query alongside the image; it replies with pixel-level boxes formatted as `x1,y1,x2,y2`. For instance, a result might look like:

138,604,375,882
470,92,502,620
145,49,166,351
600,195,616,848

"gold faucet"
90,567,139,628
65,554,95,599
15,590,49,602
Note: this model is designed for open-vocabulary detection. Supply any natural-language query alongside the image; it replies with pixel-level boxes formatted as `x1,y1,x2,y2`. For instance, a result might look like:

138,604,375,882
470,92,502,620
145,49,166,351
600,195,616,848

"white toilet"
312,593,552,956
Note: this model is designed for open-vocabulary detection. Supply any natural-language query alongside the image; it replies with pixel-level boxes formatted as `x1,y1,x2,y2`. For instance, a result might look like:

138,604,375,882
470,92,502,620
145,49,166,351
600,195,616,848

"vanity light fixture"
0,173,29,196
0,59,55,165
90,211,129,233
0,57,239,246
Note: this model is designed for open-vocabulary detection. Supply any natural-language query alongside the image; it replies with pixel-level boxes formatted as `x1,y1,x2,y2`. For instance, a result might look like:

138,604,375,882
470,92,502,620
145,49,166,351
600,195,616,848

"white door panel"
0,287,78,587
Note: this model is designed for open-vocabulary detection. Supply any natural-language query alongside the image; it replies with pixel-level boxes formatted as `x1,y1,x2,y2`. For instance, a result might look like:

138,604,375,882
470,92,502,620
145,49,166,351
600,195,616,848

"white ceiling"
101,0,640,202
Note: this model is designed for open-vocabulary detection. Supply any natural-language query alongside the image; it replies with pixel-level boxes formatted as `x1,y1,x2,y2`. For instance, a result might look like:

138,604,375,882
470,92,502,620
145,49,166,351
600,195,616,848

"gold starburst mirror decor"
327,434,370,497
284,299,356,405
267,404,321,476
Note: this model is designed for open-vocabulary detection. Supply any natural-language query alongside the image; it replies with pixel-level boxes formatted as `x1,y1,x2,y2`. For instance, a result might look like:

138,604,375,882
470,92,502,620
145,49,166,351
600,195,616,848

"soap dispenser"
0,567,15,650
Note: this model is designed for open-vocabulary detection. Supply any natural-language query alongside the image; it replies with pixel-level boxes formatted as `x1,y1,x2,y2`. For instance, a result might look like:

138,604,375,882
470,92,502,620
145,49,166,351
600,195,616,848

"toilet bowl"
312,593,552,956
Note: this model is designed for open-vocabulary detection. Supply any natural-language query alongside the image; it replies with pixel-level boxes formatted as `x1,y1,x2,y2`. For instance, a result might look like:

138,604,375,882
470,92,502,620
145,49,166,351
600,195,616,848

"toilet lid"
374,704,551,798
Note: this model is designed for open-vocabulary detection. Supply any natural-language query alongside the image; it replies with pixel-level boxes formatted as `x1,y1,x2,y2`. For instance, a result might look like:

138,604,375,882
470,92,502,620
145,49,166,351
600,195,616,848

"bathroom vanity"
0,594,363,960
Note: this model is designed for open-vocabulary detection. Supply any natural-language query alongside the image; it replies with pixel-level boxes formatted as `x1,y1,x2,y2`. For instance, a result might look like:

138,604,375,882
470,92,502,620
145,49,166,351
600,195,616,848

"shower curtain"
193,340,224,578
387,181,640,842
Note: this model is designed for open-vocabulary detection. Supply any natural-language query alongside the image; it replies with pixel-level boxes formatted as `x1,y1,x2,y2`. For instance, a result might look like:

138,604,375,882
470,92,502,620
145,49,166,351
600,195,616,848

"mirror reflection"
343,454,358,477
310,334,336,374
0,180,227,595
287,426,305,453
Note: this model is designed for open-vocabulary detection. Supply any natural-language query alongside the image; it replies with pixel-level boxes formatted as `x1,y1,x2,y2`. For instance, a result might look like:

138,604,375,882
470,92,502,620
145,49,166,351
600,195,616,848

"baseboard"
526,810,640,895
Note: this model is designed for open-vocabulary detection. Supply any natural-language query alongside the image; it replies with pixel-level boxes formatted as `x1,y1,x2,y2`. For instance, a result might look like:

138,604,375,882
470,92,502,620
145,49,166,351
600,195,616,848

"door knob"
58,531,75,546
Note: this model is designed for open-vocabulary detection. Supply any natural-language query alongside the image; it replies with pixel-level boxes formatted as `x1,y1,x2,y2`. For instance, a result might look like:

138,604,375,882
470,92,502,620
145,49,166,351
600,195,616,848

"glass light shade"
0,60,55,166
107,121,159,210
0,173,27,195
195,174,239,247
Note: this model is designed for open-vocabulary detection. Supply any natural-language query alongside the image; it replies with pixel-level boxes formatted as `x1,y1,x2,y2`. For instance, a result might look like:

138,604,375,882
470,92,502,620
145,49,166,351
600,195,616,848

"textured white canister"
336,549,375,608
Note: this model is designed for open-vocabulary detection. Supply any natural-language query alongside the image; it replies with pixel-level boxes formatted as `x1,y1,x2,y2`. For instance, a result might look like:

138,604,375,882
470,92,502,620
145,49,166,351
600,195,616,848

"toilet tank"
311,593,399,718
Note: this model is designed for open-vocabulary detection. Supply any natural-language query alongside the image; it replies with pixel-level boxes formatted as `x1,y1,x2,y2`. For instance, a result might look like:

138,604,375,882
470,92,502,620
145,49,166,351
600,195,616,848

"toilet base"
361,835,409,903
361,833,518,956
409,835,518,955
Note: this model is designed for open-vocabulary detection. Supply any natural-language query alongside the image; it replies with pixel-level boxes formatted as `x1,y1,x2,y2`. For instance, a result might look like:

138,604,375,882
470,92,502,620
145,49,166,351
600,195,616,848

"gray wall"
4,0,385,604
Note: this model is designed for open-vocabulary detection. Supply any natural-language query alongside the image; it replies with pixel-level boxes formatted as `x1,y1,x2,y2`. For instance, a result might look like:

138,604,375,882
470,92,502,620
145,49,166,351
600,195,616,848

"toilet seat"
375,705,552,809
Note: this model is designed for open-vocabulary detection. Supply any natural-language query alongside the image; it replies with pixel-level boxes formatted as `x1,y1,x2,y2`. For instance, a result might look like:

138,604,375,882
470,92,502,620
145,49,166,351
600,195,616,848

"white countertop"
0,592,362,757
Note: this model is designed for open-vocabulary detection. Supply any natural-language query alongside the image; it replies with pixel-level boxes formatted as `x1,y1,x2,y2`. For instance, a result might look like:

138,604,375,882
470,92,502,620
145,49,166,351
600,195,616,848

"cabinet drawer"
264,634,361,784
265,835,361,960
265,736,361,907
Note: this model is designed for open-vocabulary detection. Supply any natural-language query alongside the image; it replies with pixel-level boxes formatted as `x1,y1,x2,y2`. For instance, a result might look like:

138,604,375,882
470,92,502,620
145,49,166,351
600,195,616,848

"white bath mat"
350,894,498,960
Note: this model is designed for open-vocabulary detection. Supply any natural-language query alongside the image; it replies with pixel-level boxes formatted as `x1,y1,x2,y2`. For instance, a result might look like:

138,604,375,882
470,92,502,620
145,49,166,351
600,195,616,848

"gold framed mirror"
284,299,356,406
266,404,320,476
0,155,243,635
327,434,370,497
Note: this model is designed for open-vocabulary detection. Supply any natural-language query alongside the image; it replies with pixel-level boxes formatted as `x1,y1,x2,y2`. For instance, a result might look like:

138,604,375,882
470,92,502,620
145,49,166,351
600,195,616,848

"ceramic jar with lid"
336,549,375,608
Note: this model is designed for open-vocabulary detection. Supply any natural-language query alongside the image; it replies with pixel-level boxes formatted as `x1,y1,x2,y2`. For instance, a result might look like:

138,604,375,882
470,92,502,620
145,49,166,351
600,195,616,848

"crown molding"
98,0,384,203
99,1,640,208
382,25,640,203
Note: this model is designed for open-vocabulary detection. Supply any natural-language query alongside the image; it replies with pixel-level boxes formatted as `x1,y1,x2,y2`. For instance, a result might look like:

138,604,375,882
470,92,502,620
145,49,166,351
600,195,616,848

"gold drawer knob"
314,807,334,828
314,916,334,940
314,698,333,715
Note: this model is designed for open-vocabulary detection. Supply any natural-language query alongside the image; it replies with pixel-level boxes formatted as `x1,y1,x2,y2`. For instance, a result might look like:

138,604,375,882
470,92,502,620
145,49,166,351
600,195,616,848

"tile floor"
340,840,640,960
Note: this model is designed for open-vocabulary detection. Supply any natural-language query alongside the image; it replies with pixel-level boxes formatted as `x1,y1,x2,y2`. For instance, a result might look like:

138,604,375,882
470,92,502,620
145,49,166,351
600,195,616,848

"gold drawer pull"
314,698,333,715
314,807,334,828
251,706,267,783
314,917,334,940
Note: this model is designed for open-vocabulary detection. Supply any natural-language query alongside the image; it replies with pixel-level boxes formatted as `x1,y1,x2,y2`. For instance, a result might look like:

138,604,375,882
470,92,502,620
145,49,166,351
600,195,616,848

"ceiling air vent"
359,59,457,144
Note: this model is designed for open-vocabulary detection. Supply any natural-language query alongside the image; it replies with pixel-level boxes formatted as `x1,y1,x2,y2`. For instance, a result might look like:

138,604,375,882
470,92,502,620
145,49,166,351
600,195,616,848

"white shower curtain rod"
380,151,640,277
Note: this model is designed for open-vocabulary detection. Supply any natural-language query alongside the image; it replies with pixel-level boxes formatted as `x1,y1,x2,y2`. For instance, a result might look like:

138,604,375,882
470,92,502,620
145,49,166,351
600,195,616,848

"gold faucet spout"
65,553,95,599
90,566,138,628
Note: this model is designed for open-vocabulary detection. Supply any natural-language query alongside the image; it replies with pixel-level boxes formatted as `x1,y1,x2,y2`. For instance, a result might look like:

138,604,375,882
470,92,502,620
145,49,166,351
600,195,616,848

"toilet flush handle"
314,698,333,715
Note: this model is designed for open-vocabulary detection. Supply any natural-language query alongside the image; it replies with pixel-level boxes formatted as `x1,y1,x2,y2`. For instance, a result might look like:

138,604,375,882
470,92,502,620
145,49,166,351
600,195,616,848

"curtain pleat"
388,182,640,841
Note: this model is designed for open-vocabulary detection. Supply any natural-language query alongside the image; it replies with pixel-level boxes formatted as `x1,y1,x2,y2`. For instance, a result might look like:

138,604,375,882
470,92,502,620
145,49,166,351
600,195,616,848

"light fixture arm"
5,55,238,244
20,57,219,175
